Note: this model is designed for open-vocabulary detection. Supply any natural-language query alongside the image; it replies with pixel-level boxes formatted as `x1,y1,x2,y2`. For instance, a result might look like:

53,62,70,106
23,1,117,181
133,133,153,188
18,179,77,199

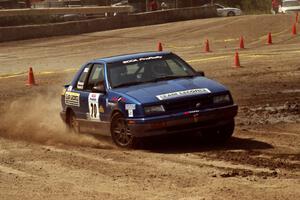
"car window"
86,63,105,90
76,64,92,90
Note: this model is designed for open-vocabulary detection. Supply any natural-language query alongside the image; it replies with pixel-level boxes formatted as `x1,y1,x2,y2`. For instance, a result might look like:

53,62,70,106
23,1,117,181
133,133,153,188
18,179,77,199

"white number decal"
88,93,101,120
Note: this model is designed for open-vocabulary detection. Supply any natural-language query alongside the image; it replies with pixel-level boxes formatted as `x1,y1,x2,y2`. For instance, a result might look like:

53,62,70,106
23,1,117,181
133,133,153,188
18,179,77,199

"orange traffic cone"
239,36,245,49
292,23,297,35
26,67,37,86
267,32,273,45
158,42,163,51
204,39,210,52
233,51,240,68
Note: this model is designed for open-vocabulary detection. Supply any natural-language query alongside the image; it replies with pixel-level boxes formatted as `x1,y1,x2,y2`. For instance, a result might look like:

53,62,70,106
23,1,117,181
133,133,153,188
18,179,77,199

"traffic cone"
204,39,210,52
292,23,297,35
26,67,37,86
239,36,245,49
267,32,273,45
158,42,163,51
233,51,240,68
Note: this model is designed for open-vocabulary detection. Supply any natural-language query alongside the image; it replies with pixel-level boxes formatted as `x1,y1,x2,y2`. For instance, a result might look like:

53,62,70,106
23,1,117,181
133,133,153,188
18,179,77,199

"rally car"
215,3,242,17
279,0,300,14
60,52,238,148
201,3,242,17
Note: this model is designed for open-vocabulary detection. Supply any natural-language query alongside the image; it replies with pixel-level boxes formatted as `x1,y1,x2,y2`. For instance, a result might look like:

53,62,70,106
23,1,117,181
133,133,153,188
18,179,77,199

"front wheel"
111,113,138,148
227,11,235,17
204,120,235,143
68,111,80,133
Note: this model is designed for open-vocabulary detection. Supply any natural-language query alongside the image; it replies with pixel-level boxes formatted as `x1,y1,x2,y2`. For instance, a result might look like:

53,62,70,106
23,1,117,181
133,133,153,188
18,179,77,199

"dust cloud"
0,91,112,149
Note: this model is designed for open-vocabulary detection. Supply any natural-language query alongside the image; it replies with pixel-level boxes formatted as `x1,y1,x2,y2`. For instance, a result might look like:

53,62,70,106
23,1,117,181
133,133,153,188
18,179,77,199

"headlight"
144,105,165,114
213,94,231,104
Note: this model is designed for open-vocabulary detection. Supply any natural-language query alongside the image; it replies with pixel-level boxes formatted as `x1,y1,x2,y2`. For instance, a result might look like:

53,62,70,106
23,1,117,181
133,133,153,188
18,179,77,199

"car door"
70,63,93,119
78,63,111,136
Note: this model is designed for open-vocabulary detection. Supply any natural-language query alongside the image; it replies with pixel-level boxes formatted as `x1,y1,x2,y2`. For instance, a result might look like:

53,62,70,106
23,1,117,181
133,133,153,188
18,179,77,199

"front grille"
163,97,213,112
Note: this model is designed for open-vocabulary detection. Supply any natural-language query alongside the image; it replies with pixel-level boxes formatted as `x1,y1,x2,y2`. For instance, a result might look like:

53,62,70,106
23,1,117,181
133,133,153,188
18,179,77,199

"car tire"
204,119,235,143
111,112,138,148
68,111,80,133
227,11,235,17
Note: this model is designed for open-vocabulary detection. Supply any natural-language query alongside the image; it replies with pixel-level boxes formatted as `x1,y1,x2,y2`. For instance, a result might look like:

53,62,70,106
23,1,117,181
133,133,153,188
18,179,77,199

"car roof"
94,51,172,64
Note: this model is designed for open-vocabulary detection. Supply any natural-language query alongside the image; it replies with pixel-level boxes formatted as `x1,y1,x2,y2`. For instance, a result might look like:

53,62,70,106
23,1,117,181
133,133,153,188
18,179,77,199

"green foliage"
215,0,271,12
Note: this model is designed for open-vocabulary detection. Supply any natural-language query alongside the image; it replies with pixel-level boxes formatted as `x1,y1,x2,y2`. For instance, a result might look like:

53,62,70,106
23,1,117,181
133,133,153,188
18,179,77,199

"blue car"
60,52,238,148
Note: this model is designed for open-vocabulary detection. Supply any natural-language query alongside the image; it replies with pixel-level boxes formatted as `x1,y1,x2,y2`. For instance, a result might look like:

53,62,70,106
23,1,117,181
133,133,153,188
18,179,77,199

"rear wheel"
68,111,80,133
227,11,235,17
111,113,138,148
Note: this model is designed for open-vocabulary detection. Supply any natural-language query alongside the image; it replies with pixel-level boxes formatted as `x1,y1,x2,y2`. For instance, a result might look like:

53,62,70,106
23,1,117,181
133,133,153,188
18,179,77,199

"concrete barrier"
0,6,132,17
0,6,217,42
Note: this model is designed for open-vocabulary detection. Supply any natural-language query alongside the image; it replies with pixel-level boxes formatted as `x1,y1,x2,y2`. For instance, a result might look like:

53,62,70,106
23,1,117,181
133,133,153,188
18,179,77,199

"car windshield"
283,1,300,7
108,54,196,88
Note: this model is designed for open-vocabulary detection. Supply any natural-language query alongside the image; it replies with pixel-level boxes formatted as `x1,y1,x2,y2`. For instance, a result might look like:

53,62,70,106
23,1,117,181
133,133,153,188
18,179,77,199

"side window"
86,63,105,90
76,64,92,90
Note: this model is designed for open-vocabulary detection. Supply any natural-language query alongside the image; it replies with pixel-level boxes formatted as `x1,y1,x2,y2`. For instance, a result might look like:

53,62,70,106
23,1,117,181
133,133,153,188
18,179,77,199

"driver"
150,62,172,77
94,80,105,92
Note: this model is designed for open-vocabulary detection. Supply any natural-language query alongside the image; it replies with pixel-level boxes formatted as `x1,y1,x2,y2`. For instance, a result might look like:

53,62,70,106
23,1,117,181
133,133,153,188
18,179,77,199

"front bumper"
128,104,238,137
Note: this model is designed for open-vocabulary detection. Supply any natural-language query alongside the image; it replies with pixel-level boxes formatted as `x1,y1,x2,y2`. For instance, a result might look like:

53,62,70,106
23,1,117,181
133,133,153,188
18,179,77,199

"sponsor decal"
84,67,89,73
67,85,73,92
111,97,126,102
65,92,80,107
125,104,136,118
122,56,162,64
156,88,211,100
111,97,119,102
77,81,84,90
99,105,105,113
125,104,136,110
88,93,101,121
118,97,126,102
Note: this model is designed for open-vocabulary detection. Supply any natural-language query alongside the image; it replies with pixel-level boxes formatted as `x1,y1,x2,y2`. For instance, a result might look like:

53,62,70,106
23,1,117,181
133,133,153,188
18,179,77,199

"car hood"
112,77,228,104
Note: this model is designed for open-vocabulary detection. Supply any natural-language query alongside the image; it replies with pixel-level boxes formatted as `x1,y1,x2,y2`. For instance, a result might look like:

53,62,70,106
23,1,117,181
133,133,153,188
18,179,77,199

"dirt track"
0,14,299,199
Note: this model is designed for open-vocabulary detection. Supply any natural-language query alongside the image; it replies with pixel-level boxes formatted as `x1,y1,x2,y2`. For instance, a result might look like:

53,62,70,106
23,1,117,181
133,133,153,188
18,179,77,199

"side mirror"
92,81,106,93
196,70,205,77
